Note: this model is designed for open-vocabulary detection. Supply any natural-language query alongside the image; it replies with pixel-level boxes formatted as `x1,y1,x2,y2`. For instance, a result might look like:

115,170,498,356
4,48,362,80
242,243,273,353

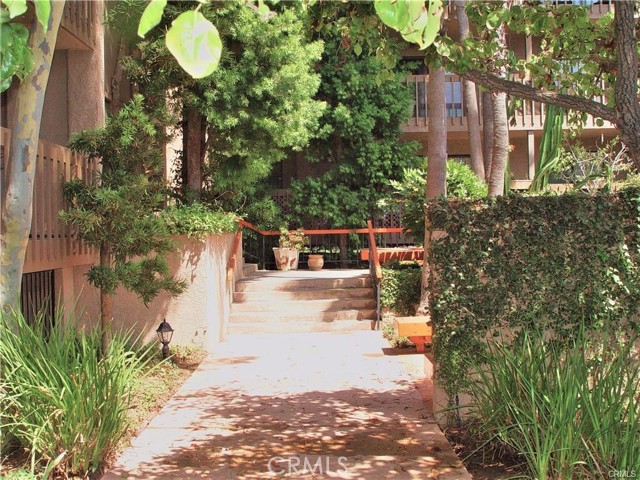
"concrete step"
233,287,373,303
242,263,260,277
231,298,376,314
230,309,377,324
235,276,372,292
228,318,376,334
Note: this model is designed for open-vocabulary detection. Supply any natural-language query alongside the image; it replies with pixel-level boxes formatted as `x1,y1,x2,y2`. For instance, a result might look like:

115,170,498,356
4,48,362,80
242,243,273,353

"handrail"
238,219,404,237
367,219,383,326
225,225,243,286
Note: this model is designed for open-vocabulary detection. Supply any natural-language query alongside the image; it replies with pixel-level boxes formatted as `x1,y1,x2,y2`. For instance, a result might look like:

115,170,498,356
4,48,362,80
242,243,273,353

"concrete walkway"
104,331,471,479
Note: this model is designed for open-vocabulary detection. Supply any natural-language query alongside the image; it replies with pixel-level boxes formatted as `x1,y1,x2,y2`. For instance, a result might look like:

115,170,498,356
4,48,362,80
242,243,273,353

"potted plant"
273,227,308,271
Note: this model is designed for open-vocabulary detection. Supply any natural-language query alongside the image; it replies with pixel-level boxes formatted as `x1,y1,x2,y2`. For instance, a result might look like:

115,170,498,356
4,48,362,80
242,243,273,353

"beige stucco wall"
71,233,238,351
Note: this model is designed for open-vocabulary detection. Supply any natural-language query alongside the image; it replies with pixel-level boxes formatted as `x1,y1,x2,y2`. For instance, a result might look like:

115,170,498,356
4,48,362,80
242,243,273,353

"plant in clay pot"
273,227,308,271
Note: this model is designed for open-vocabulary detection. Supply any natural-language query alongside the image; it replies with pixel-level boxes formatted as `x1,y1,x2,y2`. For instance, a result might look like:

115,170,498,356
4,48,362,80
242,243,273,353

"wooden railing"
403,74,615,133
61,0,94,48
0,128,99,273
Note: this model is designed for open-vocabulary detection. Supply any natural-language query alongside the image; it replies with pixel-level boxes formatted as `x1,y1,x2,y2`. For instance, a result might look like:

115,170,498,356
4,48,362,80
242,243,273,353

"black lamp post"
156,319,174,359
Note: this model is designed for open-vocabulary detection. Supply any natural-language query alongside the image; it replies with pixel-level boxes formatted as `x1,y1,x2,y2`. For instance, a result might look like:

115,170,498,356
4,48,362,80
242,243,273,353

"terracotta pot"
273,248,299,271
308,254,324,271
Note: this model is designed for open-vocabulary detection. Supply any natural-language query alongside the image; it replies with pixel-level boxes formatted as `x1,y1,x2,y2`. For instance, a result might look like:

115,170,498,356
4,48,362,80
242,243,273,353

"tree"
61,96,185,353
1,0,64,315
112,1,325,205
288,3,420,229
451,2,640,170
454,0,484,180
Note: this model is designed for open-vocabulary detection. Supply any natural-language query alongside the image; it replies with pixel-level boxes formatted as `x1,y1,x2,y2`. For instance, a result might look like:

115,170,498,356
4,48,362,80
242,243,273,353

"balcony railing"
0,128,98,273
61,0,94,49
403,74,616,133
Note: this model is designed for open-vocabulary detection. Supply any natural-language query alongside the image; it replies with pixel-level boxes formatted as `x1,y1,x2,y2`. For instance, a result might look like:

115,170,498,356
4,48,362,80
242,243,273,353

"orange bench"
361,247,424,264
393,316,433,352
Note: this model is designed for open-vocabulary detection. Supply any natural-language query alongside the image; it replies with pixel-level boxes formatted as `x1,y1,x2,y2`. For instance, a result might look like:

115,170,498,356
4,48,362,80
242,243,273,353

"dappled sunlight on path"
103,331,470,479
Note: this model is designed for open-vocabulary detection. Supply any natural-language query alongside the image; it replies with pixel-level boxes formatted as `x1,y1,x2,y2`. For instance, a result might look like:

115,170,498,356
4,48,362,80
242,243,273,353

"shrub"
426,189,640,396
468,325,640,478
380,264,422,316
385,160,487,242
161,203,237,238
0,310,153,477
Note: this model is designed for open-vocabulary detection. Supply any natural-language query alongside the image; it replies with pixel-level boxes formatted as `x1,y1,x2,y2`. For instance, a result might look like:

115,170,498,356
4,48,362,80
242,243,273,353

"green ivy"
380,264,422,316
426,189,640,396
161,203,237,238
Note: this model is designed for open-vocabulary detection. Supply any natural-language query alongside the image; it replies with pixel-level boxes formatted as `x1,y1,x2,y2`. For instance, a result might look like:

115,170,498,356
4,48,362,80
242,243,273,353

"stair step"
231,298,376,313
234,287,373,303
235,276,372,292
230,309,377,323
228,319,375,334
242,263,260,277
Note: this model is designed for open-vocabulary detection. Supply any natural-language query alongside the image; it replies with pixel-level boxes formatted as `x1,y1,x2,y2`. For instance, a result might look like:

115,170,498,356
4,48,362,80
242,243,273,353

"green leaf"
1,0,27,18
34,0,51,31
353,43,362,56
374,0,411,32
138,0,167,38
421,0,442,49
595,118,604,127
257,0,270,18
165,10,222,79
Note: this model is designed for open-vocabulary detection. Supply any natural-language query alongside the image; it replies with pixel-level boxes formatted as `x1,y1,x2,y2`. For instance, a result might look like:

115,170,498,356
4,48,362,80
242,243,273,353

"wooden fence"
0,127,98,273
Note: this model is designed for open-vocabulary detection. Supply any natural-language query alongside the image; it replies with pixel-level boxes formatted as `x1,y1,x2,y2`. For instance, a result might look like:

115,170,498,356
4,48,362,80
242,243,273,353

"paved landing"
103,331,471,480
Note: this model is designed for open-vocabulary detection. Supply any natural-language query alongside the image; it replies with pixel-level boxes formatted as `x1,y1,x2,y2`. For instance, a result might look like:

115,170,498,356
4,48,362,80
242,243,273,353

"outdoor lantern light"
156,319,174,359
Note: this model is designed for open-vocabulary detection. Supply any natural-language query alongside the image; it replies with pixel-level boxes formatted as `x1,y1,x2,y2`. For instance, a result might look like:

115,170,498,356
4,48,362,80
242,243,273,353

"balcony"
0,128,98,273
402,74,616,134
59,1,94,50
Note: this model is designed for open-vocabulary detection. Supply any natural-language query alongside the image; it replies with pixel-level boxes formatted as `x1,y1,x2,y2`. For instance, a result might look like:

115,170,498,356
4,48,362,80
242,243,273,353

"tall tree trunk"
487,19,509,196
100,244,113,355
183,106,204,202
456,1,484,180
614,1,640,167
418,65,447,315
0,2,65,316
482,91,494,182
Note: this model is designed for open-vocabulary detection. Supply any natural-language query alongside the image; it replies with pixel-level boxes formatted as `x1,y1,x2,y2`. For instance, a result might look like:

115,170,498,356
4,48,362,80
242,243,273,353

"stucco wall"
71,233,237,351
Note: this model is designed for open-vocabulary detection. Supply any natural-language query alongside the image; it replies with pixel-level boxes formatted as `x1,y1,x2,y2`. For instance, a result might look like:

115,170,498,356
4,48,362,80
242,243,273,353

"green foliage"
0,0,52,92
61,95,185,303
468,325,640,478
384,159,487,241
553,139,639,193
290,9,420,228
278,227,308,250
161,203,237,238
0,309,154,477
114,1,326,204
426,189,640,396
380,264,422,316
374,0,443,49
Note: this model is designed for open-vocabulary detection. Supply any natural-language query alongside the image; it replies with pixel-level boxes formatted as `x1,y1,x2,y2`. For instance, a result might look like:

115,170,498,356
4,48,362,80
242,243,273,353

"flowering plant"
278,227,309,250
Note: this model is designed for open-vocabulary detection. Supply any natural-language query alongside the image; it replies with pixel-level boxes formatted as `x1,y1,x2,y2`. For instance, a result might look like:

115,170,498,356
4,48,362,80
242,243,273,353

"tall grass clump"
468,325,640,479
0,309,153,477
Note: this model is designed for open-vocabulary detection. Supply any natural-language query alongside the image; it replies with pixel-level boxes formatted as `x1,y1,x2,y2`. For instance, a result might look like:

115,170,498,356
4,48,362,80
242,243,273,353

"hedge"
426,189,640,396
380,265,422,316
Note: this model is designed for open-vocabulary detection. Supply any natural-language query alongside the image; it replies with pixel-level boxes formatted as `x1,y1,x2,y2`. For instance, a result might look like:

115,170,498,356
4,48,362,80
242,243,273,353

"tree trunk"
482,91,494,182
0,2,65,316
418,65,447,315
487,20,509,196
488,92,509,196
614,1,640,168
456,1,484,180
100,244,113,355
183,106,204,202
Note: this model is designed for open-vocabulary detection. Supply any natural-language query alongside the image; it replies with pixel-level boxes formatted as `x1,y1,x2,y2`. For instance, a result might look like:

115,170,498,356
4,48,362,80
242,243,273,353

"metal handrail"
367,220,383,327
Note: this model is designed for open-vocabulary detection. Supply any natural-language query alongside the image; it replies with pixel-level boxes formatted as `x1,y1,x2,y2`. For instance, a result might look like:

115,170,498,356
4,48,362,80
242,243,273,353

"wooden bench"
360,247,424,264
393,316,433,353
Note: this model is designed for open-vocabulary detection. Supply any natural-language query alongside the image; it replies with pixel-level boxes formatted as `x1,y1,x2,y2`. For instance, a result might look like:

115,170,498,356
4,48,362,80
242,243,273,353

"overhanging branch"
458,69,618,124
